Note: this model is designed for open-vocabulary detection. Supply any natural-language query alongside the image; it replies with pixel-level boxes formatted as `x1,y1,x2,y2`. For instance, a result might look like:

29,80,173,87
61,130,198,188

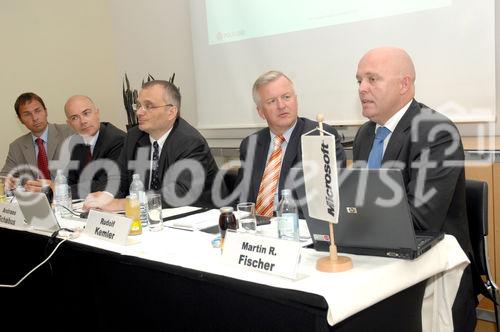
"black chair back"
465,179,489,275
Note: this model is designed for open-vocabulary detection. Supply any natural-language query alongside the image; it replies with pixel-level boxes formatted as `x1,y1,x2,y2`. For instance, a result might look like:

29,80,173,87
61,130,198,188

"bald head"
361,47,416,83
356,47,416,124
65,95,101,137
64,95,95,115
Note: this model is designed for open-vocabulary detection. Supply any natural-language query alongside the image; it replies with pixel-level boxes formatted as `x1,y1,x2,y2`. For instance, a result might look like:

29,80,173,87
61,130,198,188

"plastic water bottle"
277,189,299,241
129,174,148,227
54,170,72,218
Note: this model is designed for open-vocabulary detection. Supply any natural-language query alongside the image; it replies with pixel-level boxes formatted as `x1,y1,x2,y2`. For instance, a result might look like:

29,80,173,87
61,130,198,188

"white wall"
0,0,498,166
107,0,197,125
0,0,125,164
0,0,197,165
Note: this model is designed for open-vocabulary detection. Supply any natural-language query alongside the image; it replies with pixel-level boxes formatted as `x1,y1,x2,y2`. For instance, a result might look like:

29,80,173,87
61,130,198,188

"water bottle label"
278,213,299,241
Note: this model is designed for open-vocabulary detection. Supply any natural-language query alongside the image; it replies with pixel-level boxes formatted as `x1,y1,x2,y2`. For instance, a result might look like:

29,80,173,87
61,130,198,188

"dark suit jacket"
353,99,472,255
115,118,223,208
236,117,346,209
67,122,126,199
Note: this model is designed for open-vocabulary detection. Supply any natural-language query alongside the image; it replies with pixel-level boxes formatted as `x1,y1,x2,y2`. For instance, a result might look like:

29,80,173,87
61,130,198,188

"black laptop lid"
296,168,418,252
335,168,417,250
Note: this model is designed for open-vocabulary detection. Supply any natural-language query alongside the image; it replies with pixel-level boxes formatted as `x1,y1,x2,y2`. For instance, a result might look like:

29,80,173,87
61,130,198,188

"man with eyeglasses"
1,92,73,192
235,70,346,217
83,80,224,211
63,95,126,199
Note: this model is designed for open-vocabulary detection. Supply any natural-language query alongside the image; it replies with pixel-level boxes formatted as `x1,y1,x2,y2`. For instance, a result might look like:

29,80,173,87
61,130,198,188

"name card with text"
0,202,25,229
222,231,301,279
84,210,132,245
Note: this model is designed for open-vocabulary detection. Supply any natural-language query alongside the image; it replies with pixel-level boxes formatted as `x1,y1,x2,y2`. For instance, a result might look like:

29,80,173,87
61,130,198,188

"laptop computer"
14,191,61,232
296,168,443,260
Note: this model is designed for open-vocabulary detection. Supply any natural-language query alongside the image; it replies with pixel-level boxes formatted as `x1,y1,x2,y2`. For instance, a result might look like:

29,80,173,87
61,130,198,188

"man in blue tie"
353,47,476,331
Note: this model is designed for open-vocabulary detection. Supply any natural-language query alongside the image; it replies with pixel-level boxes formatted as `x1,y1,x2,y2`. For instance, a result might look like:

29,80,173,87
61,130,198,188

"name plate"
222,231,301,279
0,202,25,229
84,210,132,245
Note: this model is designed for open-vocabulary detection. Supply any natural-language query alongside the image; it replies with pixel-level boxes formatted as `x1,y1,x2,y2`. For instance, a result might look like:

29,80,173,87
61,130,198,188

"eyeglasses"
133,103,174,113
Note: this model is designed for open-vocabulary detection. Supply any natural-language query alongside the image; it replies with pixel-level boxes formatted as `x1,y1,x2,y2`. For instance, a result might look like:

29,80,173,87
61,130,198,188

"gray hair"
252,70,294,106
142,80,181,116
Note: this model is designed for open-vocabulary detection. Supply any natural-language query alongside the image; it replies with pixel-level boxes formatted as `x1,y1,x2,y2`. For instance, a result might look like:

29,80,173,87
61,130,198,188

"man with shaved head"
64,95,125,198
353,47,476,331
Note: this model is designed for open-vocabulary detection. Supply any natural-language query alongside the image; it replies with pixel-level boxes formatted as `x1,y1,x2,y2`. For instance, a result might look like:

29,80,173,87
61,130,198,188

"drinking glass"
125,195,142,235
147,192,163,232
237,202,257,233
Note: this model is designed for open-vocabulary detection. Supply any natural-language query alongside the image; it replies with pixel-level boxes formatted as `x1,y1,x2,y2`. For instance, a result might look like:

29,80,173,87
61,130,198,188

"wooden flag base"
316,244,352,272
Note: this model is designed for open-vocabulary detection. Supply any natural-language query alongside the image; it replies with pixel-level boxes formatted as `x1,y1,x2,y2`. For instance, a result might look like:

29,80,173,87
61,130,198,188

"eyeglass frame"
133,103,175,113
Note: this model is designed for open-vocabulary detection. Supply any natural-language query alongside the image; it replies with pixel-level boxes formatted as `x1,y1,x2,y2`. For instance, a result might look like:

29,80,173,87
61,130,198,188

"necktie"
84,144,92,167
256,135,285,217
150,141,160,190
367,126,391,168
36,138,50,179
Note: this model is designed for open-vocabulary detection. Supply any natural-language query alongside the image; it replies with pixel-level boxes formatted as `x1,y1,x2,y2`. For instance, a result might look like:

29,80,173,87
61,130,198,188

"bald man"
353,47,476,331
64,95,125,198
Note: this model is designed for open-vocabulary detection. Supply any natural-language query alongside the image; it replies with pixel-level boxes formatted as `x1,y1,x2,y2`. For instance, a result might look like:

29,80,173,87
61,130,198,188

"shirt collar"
32,126,49,143
149,128,172,148
376,100,412,133
81,130,99,147
269,119,297,144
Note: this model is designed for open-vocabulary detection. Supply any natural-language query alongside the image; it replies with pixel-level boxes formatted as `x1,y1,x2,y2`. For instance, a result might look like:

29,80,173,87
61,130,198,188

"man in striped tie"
236,71,346,217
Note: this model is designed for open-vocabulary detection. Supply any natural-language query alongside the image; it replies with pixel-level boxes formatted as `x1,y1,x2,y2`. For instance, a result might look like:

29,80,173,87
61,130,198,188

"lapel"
46,123,59,160
356,122,376,161
136,131,152,186
252,130,271,197
278,118,303,189
92,123,106,159
157,119,180,182
382,99,418,164
20,133,36,166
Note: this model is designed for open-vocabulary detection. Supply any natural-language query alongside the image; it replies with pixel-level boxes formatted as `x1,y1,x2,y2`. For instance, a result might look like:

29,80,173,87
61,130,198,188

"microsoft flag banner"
300,132,339,224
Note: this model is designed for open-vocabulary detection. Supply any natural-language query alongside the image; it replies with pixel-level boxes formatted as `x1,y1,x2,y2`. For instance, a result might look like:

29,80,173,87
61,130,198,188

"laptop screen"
14,191,60,232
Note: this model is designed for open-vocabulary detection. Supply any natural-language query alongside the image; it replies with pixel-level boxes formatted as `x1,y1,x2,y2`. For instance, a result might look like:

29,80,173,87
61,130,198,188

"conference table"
0,210,468,331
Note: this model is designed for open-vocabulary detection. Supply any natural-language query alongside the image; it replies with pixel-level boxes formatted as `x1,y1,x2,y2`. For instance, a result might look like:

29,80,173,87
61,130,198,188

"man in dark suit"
63,95,126,199
235,71,346,216
83,80,222,211
353,47,476,331
1,92,73,192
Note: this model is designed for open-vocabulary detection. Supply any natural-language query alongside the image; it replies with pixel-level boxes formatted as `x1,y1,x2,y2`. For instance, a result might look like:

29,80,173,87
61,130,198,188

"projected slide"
206,0,452,45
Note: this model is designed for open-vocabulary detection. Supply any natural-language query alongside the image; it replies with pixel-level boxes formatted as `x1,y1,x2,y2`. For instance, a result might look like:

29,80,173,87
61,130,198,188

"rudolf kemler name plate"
84,210,132,245
0,202,25,229
222,231,301,279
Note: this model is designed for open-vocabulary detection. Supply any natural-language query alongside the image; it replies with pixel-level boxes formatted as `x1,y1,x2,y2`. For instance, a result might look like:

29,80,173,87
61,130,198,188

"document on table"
165,208,220,231
162,206,202,218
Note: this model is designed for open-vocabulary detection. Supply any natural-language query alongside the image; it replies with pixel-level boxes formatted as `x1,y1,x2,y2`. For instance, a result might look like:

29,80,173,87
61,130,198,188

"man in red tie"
0,92,73,192
63,95,125,198
235,71,346,217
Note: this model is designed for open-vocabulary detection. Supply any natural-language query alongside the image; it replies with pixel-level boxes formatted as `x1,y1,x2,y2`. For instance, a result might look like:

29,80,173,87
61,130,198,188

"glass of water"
237,202,257,233
146,192,163,232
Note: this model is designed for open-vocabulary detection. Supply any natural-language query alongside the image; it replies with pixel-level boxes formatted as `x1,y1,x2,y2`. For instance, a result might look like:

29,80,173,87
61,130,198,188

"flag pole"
316,114,352,272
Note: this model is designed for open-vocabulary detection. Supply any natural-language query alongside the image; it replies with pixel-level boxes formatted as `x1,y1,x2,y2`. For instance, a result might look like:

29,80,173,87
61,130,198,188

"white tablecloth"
2,217,468,331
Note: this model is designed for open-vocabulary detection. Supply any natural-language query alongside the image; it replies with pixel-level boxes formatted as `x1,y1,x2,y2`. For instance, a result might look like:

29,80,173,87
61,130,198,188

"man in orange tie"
0,92,73,192
235,71,346,217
